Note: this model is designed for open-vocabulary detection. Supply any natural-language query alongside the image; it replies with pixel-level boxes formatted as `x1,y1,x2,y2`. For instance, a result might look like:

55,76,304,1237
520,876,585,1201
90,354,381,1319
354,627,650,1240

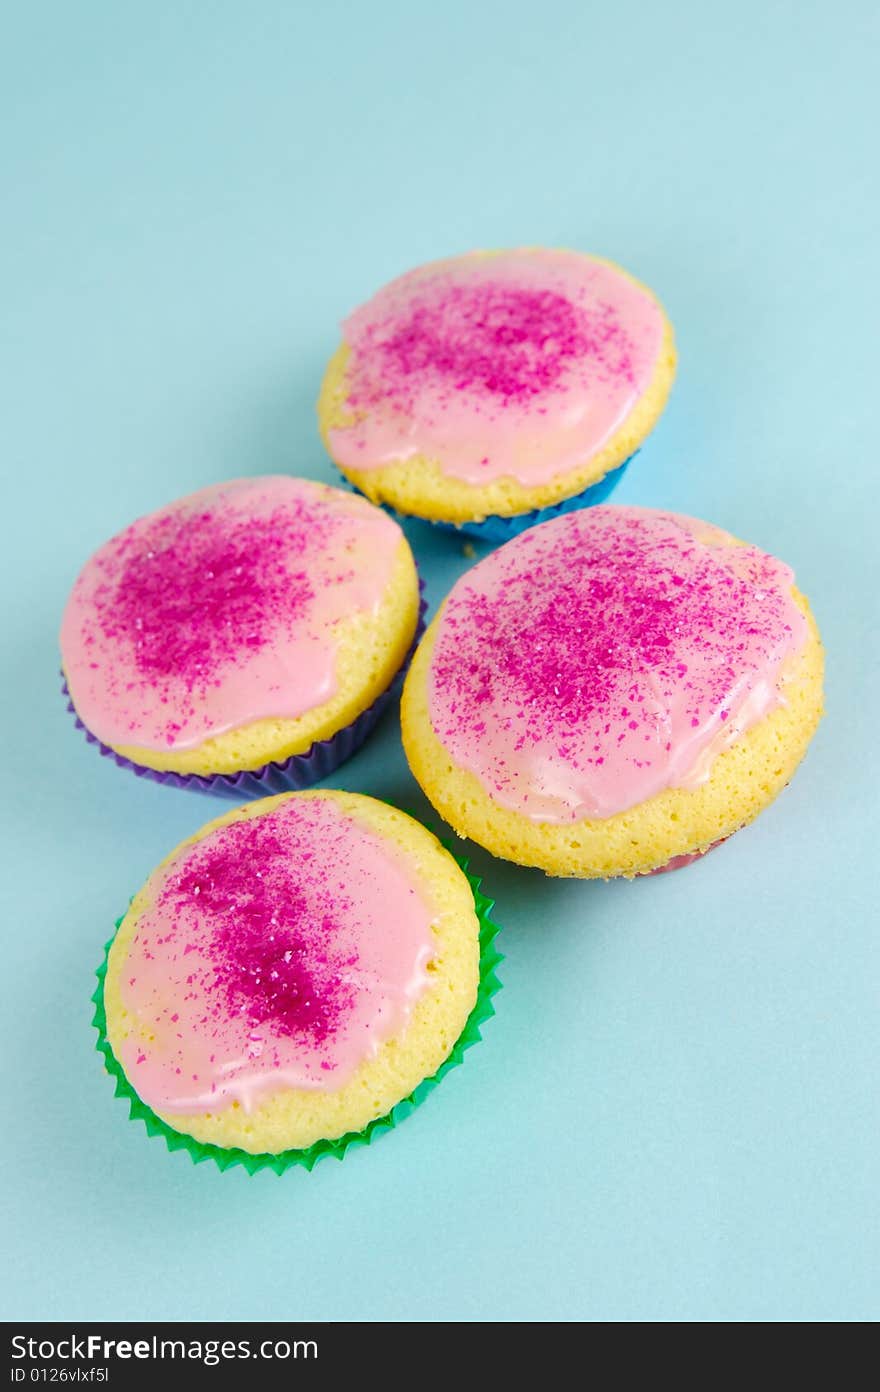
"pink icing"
116,797,437,1113
328,249,666,487
60,477,403,752
428,507,808,822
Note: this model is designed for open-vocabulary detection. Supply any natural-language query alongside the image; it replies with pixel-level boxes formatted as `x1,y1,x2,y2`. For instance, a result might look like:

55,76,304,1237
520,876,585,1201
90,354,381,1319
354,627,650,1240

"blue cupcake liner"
339,452,636,545
62,582,426,801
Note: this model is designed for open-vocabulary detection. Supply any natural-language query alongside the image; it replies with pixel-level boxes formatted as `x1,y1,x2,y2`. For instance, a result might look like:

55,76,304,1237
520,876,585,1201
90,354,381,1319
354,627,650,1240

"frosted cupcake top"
113,796,437,1114
60,477,403,753
428,507,809,822
327,248,668,487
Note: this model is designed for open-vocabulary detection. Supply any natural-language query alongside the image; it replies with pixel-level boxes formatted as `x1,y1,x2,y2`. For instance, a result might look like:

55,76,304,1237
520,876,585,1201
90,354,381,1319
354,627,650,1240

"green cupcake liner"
91,843,502,1176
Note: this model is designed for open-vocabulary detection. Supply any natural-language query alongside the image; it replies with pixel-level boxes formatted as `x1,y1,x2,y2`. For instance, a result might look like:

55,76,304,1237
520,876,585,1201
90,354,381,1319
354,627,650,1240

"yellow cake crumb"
401,593,824,879
104,791,482,1153
318,250,677,524
69,539,419,776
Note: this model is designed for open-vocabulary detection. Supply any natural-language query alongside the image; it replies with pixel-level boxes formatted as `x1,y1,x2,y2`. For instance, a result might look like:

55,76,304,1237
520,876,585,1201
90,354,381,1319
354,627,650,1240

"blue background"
2,1,877,1323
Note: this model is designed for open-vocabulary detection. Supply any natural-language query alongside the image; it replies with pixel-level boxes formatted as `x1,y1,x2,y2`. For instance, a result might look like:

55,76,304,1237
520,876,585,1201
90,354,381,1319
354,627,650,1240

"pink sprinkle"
84,494,331,737
160,811,357,1045
346,278,636,413
429,506,805,821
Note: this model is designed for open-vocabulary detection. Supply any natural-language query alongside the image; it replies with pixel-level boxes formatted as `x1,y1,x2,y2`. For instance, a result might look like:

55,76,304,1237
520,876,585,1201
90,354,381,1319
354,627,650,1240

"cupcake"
401,506,824,878
96,791,501,1169
60,477,421,794
318,248,676,538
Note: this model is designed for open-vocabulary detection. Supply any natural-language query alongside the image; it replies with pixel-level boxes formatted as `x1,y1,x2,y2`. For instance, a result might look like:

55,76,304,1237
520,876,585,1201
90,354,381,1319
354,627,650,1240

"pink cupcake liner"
62,581,426,800
641,836,729,876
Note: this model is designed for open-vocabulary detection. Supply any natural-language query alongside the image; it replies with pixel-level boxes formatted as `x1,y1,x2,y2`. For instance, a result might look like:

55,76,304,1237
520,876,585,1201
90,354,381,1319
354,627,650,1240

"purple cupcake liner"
62,581,426,801
338,452,635,546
